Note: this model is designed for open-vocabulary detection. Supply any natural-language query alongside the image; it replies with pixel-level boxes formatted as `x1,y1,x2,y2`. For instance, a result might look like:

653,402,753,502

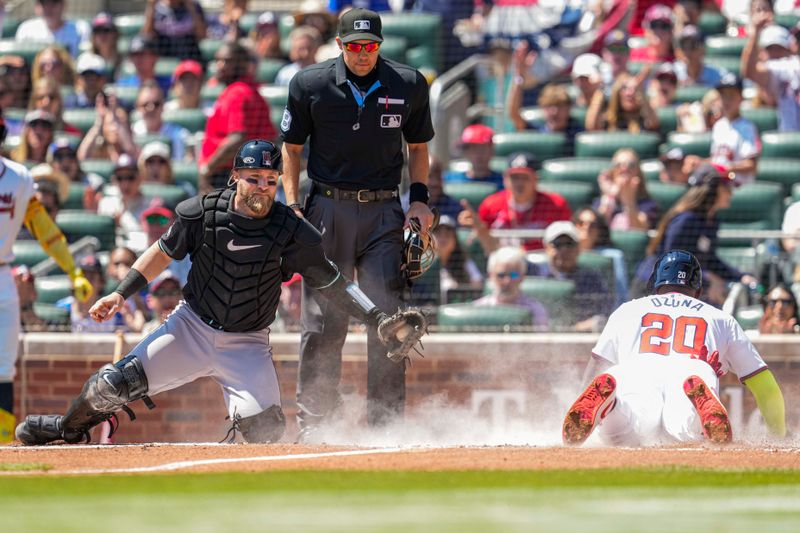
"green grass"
1,468,799,532
0,462,53,472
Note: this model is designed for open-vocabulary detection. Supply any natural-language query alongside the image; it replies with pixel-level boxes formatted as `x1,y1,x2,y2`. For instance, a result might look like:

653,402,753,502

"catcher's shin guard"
222,405,286,443
60,355,152,441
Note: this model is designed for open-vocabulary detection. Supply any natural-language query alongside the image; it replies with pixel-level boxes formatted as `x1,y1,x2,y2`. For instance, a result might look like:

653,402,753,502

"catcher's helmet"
402,210,439,282
233,139,282,171
647,249,703,293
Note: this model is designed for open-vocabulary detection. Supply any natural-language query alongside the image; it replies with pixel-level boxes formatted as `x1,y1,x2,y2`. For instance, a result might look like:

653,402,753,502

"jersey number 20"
638,313,707,355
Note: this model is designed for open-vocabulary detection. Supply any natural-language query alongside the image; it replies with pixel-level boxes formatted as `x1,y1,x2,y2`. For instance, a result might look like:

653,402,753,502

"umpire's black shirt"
280,54,434,190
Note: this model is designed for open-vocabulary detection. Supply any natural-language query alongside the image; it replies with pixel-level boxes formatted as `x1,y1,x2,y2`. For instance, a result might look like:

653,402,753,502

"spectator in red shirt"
630,4,677,64
198,41,275,192
459,152,572,253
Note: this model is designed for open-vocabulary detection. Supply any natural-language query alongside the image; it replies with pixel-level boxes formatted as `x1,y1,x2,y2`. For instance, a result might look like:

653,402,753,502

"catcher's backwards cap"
648,249,703,293
233,139,282,171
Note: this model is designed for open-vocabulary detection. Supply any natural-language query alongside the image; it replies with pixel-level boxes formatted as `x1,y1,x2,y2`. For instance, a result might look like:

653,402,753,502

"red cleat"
683,375,732,444
562,373,617,445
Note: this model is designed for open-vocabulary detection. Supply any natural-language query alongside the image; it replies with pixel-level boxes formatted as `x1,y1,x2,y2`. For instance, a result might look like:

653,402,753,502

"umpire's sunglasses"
344,42,380,54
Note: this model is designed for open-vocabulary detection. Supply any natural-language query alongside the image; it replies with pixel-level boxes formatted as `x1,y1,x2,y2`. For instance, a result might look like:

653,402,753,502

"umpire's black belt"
313,182,398,203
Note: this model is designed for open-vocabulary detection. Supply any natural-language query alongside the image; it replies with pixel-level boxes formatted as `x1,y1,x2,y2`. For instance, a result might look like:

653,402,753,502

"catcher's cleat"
15,415,89,446
562,373,617,446
683,375,732,443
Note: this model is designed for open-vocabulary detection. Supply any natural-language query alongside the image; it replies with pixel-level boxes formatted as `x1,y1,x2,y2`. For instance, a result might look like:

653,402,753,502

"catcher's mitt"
377,308,428,364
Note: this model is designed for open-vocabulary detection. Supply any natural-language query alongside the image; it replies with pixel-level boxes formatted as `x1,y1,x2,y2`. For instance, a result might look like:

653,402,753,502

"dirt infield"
2,444,799,475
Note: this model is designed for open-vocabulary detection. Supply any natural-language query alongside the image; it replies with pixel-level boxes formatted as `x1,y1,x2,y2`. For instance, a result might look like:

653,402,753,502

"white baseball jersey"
710,116,760,185
593,291,767,382
0,157,35,264
766,56,800,132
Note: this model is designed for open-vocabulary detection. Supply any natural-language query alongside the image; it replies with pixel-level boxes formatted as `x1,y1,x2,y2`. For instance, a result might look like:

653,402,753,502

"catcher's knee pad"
62,355,150,435
238,405,286,443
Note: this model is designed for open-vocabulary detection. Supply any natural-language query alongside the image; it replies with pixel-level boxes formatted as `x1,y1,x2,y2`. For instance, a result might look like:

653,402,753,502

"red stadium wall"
12,333,800,443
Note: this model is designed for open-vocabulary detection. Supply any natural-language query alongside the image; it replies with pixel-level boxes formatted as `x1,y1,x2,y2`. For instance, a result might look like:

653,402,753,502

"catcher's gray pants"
128,301,281,419
298,192,406,429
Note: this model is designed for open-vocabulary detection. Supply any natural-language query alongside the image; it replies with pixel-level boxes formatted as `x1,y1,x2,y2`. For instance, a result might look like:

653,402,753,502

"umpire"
281,8,435,436
16,140,423,446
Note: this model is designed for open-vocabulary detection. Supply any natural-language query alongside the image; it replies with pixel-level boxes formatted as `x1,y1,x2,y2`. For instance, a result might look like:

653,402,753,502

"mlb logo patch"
380,114,401,128
354,20,370,30
262,151,272,167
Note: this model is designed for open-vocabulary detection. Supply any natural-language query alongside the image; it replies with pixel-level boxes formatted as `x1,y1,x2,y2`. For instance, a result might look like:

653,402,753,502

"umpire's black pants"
298,192,406,429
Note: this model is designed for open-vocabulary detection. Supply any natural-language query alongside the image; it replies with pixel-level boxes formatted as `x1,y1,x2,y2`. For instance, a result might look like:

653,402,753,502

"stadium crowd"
3,0,800,337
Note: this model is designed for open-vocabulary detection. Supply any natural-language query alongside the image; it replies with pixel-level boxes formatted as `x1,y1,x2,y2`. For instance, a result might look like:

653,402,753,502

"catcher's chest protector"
187,188,298,332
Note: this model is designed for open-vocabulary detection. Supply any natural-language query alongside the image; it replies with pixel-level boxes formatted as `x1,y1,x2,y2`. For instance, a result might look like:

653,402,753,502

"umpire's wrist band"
114,268,148,300
409,183,429,205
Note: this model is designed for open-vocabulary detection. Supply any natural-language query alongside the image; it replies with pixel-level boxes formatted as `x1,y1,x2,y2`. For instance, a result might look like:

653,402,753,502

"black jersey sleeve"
281,219,338,285
402,70,435,144
279,72,313,144
158,201,204,260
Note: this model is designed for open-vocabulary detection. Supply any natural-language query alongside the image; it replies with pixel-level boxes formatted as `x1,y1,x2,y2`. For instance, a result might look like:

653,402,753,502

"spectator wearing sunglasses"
143,269,183,334
530,221,612,332
132,81,191,162
595,148,660,231
98,154,149,245
15,0,89,58
11,110,55,164
758,283,800,334
674,25,727,88
28,78,81,135
89,12,121,80
600,30,632,90
630,4,677,64
47,138,104,211
472,246,548,329
0,55,32,110
138,141,196,197
140,205,190,285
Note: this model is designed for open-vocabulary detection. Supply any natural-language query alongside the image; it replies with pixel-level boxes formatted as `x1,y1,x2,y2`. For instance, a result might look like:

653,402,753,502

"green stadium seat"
540,157,608,193
117,36,131,56
734,304,763,330
493,132,566,160
656,107,678,137
443,181,497,207
578,251,616,296
406,45,437,72
154,58,181,79
775,13,800,29
172,161,199,188
238,12,259,34
106,84,140,108
674,85,711,105
64,183,86,210
704,56,741,76
519,277,577,329
761,131,800,158
200,39,224,64
717,246,759,273
12,240,47,268
698,12,727,35
666,131,713,157
570,107,588,127
141,183,189,207
381,13,441,71
793,182,800,203
33,302,70,326
610,229,650,280
35,275,73,304
162,108,207,133
0,40,46,64
256,59,288,84
647,181,687,213
377,36,409,63
457,228,488,274
260,86,288,108
55,211,116,251
575,131,660,159
201,84,225,103
270,107,285,134
705,35,746,57
81,159,115,181
2,17,20,36
741,107,778,133
410,258,441,305
718,181,784,229
756,158,800,195
538,181,595,211
114,14,144,37
437,303,532,329
62,109,97,134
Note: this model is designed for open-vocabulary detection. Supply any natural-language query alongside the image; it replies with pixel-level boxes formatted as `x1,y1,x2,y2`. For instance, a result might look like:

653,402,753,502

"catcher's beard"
241,189,274,216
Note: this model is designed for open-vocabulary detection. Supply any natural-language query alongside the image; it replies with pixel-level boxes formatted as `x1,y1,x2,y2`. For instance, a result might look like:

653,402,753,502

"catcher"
15,140,426,445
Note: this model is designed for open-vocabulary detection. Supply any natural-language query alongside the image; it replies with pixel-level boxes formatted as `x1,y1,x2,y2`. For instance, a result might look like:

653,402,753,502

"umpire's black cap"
233,140,282,171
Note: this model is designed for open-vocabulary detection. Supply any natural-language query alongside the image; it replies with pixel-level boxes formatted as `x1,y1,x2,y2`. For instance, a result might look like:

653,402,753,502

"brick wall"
12,333,800,443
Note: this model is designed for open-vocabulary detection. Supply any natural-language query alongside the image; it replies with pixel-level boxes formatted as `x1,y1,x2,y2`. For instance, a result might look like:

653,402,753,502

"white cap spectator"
759,25,792,50
75,52,107,76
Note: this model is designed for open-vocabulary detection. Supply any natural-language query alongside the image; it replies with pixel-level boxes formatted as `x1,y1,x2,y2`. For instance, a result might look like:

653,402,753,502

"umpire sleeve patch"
281,108,292,132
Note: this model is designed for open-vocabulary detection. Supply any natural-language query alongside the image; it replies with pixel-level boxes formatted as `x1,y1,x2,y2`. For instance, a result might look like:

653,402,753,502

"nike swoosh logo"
227,241,261,252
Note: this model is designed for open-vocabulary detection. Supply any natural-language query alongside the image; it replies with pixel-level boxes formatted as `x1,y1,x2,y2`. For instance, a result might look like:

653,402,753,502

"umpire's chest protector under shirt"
280,55,435,190
160,188,299,332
